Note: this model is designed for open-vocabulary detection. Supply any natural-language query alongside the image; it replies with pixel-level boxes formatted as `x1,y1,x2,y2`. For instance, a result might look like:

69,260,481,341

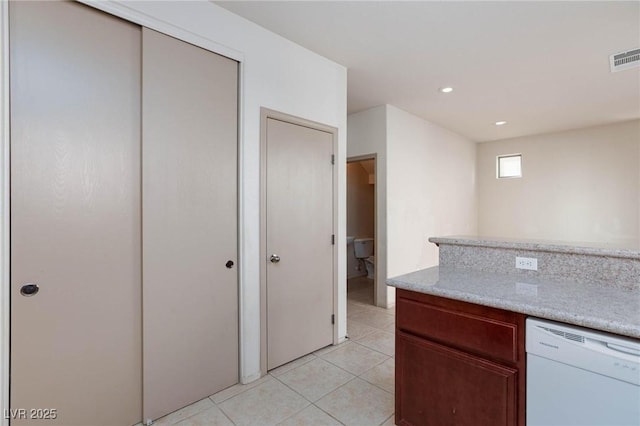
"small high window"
497,154,522,179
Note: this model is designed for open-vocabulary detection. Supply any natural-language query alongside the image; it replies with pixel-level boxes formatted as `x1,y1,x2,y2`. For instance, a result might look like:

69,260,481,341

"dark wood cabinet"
395,289,525,426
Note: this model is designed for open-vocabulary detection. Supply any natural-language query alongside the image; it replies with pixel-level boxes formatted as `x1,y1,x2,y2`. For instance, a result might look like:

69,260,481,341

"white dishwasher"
526,318,640,426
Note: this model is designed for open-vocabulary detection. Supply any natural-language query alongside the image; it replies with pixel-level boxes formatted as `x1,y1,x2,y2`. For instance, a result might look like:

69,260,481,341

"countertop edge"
387,273,640,340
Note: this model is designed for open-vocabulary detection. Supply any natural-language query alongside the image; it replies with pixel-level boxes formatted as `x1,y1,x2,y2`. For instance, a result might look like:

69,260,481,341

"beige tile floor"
346,276,375,306
148,277,395,426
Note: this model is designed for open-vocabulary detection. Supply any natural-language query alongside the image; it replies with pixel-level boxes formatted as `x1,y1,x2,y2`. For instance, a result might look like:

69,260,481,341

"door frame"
0,3,245,424
1,2,10,422
259,108,339,375
346,154,378,307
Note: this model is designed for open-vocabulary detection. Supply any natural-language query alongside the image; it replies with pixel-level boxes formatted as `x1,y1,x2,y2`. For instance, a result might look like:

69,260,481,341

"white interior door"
9,2,142,425
142,28,239,422
266,118,334,370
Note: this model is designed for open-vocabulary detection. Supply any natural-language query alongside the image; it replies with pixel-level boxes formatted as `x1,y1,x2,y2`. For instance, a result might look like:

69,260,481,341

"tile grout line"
272,357,358,404
380,413,395,426
313,375,395,425
213,400,239,426
165,399,222,426
268,353,318,377
357,369,394,396
310,401,348,426
213,377,309,426
312,376,360,414
271,373,356,425
209,374,274,405
317,344,389,376
350,339,394,359
270,369,316,404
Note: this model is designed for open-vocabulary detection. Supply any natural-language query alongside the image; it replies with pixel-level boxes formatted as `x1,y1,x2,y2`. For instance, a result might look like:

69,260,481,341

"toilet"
353,238,375,279
346,236,360,279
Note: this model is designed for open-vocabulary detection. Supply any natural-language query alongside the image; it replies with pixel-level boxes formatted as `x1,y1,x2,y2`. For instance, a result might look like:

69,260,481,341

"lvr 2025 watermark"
4,408,58,420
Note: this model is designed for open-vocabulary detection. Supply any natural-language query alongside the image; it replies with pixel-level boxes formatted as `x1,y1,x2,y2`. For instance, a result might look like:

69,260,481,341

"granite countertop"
429,236,640,260
387,266,640,339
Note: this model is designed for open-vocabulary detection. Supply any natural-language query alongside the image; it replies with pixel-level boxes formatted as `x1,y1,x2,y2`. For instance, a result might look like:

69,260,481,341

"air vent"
610,48,640,72
541,326,585,343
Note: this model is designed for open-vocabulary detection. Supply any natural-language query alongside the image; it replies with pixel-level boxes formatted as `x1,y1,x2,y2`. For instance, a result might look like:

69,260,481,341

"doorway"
260,109,338,373
346,156,376,307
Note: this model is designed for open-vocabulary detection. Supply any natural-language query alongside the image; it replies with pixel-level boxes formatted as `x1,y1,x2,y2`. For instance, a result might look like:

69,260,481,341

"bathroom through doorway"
346,156,376,307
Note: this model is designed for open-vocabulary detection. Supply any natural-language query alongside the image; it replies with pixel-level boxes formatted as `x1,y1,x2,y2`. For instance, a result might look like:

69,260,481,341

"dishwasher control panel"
526,318,640,386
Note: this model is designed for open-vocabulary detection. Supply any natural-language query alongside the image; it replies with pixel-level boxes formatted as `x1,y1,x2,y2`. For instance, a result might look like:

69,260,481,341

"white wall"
386,105,478,299
477,120,640,249
348,105,478,307
347,106,387,306
0,0,347,397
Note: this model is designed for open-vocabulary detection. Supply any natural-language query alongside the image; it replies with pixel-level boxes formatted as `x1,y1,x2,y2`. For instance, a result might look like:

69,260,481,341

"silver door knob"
270,254,281,263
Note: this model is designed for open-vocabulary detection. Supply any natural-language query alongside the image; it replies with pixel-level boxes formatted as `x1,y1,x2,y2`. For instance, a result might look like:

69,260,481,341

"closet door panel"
10,2,142,425
142,28,239,422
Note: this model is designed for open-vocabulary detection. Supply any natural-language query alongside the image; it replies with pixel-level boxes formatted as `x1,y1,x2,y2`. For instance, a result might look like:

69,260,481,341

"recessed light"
495,121,507,126
440,87,454,93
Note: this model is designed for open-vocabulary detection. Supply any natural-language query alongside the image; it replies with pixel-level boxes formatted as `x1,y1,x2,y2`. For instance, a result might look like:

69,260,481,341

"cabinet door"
396,331,518,426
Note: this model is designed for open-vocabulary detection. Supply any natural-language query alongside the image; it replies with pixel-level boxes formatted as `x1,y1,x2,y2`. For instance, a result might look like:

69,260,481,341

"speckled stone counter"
430,236,640,290
387,266,640,339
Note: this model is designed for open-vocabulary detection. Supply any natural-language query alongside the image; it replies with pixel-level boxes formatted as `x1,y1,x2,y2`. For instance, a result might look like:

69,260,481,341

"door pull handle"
20,283,39,297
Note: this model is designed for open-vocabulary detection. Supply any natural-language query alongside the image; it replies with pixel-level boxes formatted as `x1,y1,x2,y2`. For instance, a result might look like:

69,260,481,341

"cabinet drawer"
397,296,519,364
396,330,518,426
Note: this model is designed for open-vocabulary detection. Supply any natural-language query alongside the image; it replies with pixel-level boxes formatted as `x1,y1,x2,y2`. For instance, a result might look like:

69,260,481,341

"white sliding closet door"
10,2,142,425
142,28,239,422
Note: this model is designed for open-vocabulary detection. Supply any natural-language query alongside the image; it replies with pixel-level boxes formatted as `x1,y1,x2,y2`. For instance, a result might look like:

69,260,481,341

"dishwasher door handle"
606,343,640,357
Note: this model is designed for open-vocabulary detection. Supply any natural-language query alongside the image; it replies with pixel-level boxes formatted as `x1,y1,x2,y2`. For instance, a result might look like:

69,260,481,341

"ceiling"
215,1,640,142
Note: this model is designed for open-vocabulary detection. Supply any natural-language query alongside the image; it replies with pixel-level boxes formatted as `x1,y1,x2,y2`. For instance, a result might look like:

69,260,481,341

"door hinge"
331,154,335,165
331,314,335,325
331,234,335,245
